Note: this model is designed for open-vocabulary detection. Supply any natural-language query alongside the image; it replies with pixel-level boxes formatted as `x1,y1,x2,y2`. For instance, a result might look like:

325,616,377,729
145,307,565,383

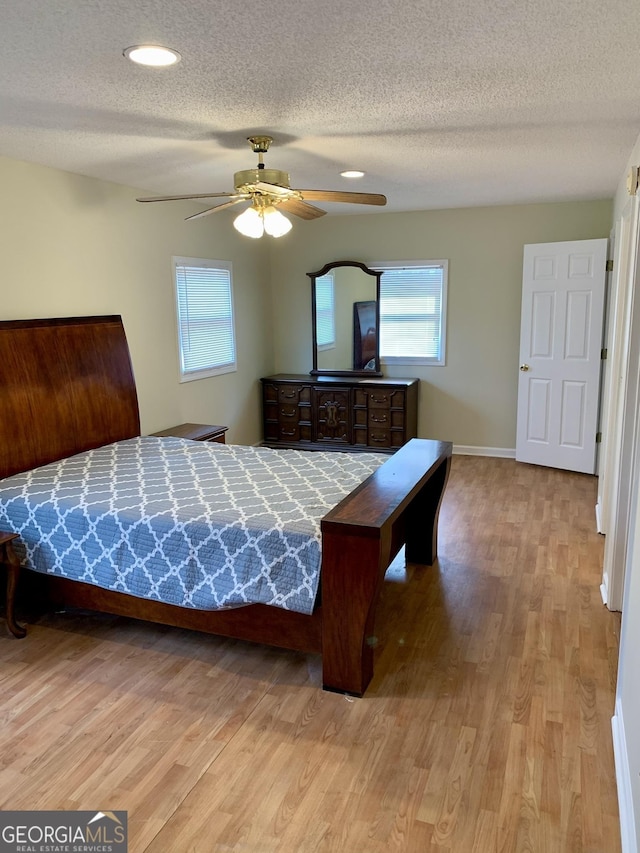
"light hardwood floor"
0,455,621,852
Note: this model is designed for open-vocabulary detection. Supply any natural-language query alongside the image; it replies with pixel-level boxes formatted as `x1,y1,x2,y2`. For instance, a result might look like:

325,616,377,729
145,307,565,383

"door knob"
520,364,530,371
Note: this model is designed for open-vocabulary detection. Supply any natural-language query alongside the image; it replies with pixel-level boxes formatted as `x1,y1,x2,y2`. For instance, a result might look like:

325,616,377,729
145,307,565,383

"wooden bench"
320,437,451,693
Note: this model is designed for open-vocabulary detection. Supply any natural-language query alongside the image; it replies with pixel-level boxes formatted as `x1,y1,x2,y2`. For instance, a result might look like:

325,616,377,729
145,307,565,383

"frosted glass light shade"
263,207,292,237
233,204,292,238
233,206,264,238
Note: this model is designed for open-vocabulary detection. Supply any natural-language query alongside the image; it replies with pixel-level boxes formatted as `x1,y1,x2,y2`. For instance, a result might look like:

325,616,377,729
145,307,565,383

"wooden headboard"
0,316,140,479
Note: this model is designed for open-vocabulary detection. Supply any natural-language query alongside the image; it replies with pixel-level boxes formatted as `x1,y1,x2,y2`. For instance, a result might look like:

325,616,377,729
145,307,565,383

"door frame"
599,193,640,610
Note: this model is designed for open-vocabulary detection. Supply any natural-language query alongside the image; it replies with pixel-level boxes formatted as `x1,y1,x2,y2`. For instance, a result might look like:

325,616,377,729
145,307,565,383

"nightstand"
1,531,26,638
150,423,229,443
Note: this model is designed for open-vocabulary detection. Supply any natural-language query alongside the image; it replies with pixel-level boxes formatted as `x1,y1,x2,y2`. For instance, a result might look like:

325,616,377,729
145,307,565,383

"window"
375,260,448,366
314,271,335,350
173,257,236,381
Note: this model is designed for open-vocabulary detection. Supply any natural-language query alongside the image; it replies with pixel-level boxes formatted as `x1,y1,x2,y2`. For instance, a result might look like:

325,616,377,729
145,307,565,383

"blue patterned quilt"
0,437,386,615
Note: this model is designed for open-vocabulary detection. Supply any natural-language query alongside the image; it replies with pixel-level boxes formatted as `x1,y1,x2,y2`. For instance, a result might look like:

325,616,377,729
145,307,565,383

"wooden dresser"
261,374,419,453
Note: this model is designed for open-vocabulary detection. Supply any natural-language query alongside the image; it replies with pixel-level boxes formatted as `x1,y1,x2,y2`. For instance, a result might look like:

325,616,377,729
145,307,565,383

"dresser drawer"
278,384,311,405
367,391,393,409
278,423,312,442
368,408,390,428
367,429,392,449
367,389,406,409
368,411,405,431
279,403,300,420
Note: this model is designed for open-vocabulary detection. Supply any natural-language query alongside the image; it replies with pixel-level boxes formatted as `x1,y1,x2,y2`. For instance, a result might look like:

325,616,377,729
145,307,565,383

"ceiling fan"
136,135,387,238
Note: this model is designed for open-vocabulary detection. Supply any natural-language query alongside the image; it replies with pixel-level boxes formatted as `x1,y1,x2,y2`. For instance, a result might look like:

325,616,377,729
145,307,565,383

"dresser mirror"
308,260,382,376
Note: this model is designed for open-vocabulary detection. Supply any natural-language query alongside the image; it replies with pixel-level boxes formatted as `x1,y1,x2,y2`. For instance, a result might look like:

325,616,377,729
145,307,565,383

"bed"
0,315,452,695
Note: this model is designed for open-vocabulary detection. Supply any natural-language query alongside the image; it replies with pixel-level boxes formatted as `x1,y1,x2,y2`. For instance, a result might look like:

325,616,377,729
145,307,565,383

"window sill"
381,357,445,367
179,363,237,382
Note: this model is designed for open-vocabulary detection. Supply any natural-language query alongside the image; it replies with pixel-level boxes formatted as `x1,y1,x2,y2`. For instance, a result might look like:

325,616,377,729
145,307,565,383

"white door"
516,238,608,474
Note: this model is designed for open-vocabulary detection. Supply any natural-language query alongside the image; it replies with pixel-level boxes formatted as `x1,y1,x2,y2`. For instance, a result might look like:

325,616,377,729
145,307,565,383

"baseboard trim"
600,582,608,605
612,700,638,853
453,445,516,459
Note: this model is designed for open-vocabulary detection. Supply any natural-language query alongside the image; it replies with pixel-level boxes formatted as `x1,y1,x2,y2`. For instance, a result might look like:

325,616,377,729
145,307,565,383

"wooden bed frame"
0,315,452,696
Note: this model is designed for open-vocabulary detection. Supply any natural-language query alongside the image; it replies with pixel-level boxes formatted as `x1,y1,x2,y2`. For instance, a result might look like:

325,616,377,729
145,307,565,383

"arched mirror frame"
308,260,383,377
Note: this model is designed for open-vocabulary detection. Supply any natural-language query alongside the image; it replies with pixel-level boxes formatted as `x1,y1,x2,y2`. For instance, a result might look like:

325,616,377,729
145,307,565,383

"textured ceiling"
1,0,640,215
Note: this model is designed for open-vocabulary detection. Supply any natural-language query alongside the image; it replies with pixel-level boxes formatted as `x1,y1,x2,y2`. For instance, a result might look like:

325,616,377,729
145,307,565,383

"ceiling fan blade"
185,198,247,221
296,190,387,206
278,198,326,220
137,191,242,203
253,181,295,198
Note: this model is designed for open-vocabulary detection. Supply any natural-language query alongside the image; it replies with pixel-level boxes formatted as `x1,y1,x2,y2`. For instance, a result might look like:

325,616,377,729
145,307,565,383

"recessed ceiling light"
341,170,365,179
123,45,181,67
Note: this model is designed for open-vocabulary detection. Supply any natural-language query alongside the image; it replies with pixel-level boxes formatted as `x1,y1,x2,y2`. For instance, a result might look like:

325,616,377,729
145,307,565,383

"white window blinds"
173,258,236,380
377,262,448,365
314,272,335,348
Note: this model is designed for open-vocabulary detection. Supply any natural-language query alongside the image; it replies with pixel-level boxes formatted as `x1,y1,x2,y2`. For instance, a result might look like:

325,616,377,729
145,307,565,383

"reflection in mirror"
353,301,377,370
315,271,336,363
309,261,382,376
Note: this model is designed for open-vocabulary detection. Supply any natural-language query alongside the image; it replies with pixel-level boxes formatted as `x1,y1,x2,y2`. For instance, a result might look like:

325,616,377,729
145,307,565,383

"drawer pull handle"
281,428,296,436
371,415,387,423
371,436,387,443
370,395,388,403
282,391,296,399
281,408,296,417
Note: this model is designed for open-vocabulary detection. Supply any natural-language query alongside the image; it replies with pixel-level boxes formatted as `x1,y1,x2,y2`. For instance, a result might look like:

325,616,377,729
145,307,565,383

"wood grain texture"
0,316,140,478
0,456,621,852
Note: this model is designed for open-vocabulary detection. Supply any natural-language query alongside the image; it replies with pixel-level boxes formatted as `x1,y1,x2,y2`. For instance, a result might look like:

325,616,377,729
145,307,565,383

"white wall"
269,201,612,450
0,156,273,445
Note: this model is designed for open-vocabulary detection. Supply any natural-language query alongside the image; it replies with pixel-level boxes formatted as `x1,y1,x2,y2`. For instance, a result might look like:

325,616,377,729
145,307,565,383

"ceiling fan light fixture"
123,45,181,67
233,206,264,238
233,202,292,239
137,136,386,229
263,206,292,237
341,170,365,178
